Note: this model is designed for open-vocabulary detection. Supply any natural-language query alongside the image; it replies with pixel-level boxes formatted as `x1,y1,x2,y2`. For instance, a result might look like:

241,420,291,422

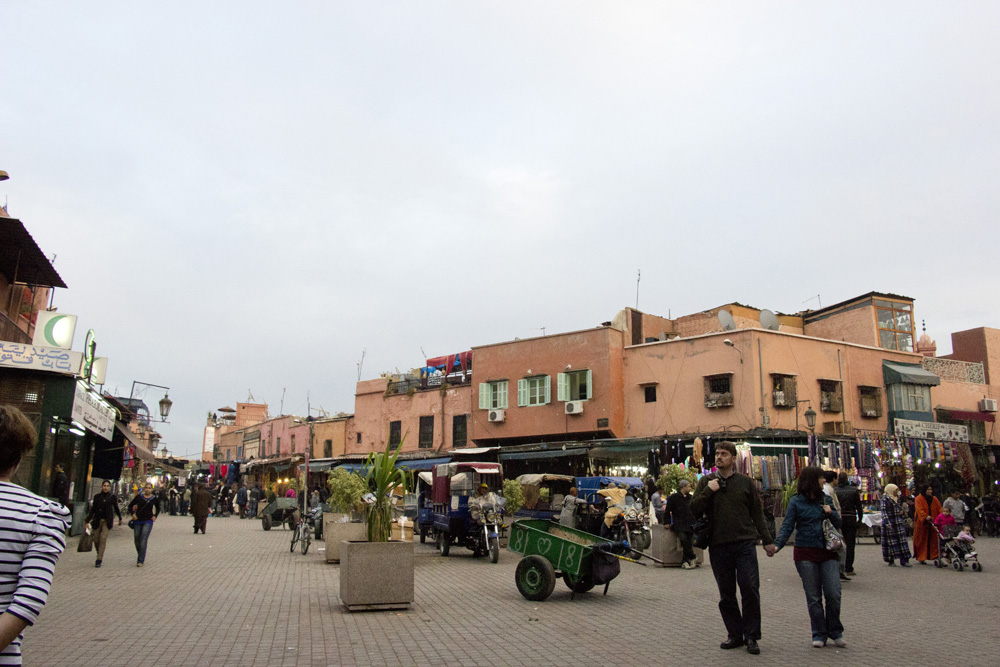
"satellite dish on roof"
718,310,736,331
760,309,780,331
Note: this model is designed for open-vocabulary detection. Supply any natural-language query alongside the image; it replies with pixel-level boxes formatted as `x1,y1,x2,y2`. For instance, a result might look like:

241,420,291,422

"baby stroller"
932,523,982,572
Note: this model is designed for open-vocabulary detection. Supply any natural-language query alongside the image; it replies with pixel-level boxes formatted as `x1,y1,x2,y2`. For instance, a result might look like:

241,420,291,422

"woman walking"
86,480,122,567
769,466,845,648
881,483,912,567
128,482,160,567
913,484,942,564
0,406,71,665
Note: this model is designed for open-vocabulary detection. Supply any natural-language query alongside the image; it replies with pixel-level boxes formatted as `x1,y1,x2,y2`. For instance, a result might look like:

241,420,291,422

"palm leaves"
363,438,410,542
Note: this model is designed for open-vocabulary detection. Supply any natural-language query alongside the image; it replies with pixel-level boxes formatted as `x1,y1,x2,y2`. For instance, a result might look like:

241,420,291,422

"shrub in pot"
324,468,367,563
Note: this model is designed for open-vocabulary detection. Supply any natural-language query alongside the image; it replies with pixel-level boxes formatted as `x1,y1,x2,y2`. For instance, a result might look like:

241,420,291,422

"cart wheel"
419,525,428,544
515,555,556,601
437,531,450,557
301,533,310,555
952,559,962,571
974,562,983,572
563,572,596,594
262,514,273,531
285,516,296,531
934,559,942,568
488,536,500,564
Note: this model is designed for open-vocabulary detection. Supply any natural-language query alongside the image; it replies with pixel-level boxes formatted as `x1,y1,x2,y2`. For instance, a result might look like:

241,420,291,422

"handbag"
77,525,93,552
822,518,845,552
691,476,716,550
128,519,135,529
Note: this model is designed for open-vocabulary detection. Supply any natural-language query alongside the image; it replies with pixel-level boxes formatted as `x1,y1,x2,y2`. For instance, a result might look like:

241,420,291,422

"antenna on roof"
718,310,736,331
760,309,780,331
802,294,822,309
635,269,641,310
357,348,366,381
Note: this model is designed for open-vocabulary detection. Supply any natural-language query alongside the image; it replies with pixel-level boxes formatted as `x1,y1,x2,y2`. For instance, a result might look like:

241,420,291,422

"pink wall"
804,305,879,347
471,327,625,442
947,328,1000,385
623,329,945,437
349,378,473,455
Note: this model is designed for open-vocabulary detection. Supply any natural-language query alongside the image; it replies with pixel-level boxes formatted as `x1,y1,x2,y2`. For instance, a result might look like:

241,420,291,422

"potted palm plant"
339,440,414,611
324,467,367,563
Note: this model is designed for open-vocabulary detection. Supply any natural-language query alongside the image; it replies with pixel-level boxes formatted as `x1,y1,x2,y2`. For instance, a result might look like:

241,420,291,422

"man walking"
835,472,863,576
236,483,248,519
665,479,697,569
691,441,776,655
191,483,211,534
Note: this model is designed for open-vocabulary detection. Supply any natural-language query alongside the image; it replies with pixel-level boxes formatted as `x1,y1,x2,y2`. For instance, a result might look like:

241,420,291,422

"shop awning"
936,407,996,423
116,423,155,463
448,446,498,455
0,218,67,288
298,458,338,472
500,447,587,461
397,457,451,471
883,361,941,386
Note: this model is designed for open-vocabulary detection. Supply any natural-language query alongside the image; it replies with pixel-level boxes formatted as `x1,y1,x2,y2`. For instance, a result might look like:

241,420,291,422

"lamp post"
128,381,173,423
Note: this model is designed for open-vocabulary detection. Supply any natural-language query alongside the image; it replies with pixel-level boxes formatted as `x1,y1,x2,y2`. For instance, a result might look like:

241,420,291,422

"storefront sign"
71,381,115,441
31,311,78,349
203,427,217,459
0,341,83,374
893,418,969,443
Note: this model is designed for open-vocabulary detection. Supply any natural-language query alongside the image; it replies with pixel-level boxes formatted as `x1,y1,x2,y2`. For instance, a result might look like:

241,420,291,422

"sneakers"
137,562,144,568
812,640,825,648
832,637,847,648
839,573,850,581
681,561,694,570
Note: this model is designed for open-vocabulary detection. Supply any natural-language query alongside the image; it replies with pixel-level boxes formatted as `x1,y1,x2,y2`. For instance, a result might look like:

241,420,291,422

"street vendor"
468,483,499,523
597,483,629,537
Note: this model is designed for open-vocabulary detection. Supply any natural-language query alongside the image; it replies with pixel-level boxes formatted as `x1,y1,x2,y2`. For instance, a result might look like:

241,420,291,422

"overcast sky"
3,2,998,458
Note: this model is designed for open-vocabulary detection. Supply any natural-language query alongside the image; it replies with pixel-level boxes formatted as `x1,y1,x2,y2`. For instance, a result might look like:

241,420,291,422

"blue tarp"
396,457,451,471
574,476,644,494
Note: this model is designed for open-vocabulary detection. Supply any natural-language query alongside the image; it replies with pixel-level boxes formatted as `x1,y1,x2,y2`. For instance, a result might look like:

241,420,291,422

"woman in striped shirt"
0,406,71,666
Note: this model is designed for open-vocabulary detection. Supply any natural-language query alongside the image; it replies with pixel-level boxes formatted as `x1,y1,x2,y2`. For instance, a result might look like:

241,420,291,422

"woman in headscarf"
913,484,942,564
880,484,912,567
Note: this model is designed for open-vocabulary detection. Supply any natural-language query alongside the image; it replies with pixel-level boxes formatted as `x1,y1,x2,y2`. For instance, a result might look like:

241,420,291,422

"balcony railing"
921,357,985,384
0,310,30,344
385,372,472,396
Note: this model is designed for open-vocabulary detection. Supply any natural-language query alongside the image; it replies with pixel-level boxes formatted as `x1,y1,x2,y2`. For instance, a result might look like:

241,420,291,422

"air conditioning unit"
980,398,998,413
488,409,505,423
565,401,584,415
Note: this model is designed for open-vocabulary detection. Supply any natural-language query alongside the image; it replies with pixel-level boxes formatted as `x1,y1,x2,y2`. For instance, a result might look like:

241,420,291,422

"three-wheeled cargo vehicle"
417,461,506,562
514,474,577,521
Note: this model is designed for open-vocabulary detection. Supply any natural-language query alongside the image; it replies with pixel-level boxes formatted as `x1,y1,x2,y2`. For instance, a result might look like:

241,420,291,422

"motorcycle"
471,501,505,564
623,504,651,554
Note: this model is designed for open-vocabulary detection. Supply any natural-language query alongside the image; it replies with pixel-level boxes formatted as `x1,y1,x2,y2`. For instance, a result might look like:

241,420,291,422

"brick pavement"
23,514,1000,666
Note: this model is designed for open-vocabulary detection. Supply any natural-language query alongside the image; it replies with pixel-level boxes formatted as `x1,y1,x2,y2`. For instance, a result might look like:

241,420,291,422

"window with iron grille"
771,374,797,408
704,374,733,408
858,386,882,418
819,380,843,413
644,386,657,403
389,421,401,447
452,414,467,448
418,415,434,449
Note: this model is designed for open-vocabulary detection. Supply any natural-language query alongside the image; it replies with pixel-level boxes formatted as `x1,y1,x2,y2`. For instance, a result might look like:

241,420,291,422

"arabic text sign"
71,382,115,441
0,341,82,375
894,418,969,443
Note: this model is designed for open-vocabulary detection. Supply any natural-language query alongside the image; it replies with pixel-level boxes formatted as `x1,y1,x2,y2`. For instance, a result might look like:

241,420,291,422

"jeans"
709,540,762,641
133,521,153,564
677,529,695,563
793,558,843,642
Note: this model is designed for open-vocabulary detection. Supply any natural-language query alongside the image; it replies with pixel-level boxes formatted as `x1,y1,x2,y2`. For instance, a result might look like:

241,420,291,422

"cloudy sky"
3,2,998,458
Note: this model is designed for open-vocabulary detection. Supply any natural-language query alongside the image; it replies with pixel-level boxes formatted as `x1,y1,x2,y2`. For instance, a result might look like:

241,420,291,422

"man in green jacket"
691,441,775,656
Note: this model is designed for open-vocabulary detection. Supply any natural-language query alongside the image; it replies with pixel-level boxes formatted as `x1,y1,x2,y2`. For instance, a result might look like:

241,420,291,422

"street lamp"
723,339,743,364
129,381,173,423
804,406,817,431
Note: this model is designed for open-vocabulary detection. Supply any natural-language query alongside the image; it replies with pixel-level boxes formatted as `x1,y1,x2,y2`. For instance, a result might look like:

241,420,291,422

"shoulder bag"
692,479,715,550
822,518,845,552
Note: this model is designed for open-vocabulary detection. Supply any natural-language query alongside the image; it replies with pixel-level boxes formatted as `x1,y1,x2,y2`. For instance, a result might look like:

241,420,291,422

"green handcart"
507,519,624,601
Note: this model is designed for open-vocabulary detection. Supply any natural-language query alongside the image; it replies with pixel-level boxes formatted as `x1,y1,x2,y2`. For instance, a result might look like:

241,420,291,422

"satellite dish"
760,309,781,331
718,310,736,331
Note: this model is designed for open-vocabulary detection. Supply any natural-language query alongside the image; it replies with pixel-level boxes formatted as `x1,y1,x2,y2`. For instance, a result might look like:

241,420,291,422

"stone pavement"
24,514,1000,666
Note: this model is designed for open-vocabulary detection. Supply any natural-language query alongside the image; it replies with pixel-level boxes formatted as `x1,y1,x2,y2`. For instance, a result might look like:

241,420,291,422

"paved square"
25,514,999,666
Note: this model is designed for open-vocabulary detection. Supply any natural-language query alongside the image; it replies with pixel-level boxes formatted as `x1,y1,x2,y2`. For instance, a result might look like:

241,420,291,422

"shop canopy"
936,407,995,423
500,448,588,461
396,457,451,471
883,361,941,386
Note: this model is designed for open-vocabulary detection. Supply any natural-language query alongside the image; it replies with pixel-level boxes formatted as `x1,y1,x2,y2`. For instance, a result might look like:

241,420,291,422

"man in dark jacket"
86,480,122,567
835,472,863,575
51,464,70,506
691,441,775,656
666,480,697,569
191,484,212,534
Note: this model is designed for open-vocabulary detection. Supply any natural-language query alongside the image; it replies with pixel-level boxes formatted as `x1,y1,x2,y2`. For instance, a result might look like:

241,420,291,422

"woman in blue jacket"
769,466,845,649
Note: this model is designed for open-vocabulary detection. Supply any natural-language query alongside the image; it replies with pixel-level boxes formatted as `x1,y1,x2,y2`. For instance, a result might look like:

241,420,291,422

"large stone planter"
339,540,414,611
650,524,705,567
324,514,366,563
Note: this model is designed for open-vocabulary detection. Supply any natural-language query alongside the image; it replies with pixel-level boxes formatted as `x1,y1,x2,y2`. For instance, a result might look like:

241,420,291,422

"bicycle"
290,515,311,555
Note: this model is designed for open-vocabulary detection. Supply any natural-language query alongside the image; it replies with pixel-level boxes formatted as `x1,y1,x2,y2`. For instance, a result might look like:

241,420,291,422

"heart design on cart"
536,537,552,554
